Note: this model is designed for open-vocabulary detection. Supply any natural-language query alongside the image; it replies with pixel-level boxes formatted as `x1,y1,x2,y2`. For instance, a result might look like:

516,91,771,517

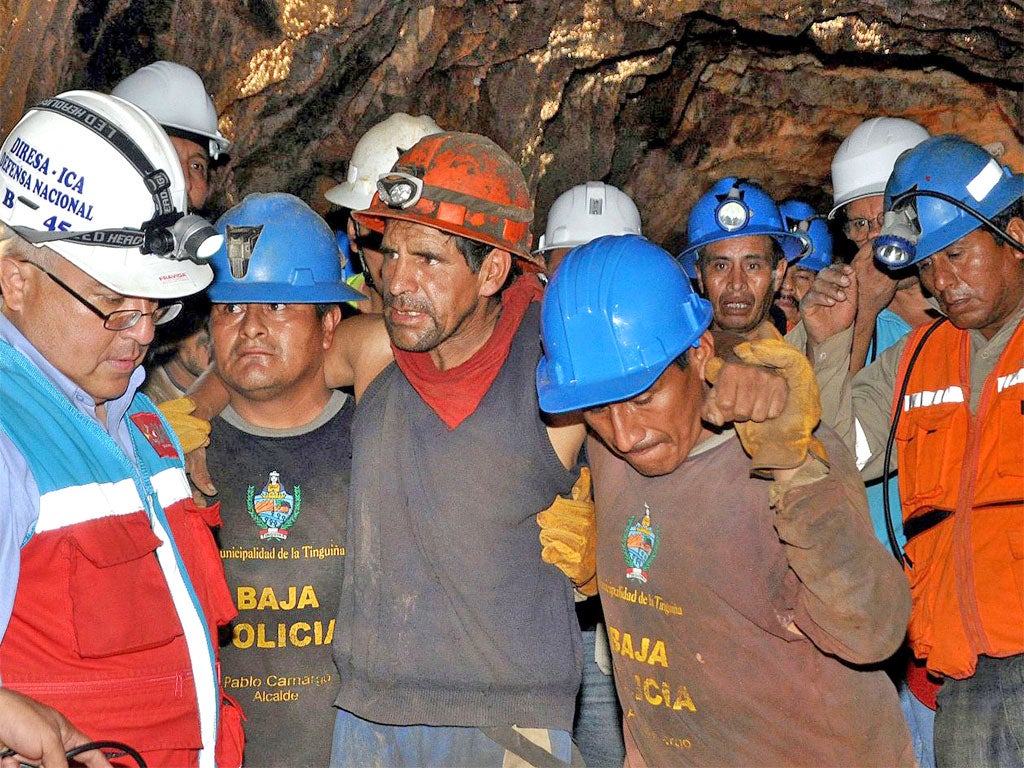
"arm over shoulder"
545,418,586,471
324,314,394,401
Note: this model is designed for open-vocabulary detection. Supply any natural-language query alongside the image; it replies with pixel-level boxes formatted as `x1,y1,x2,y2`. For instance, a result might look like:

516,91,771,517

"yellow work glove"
537,467,598,596
705,339,828,477
158,396,212,454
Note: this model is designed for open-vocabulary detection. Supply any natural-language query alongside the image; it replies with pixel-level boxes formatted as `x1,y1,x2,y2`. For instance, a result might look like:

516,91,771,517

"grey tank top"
333,303,582,731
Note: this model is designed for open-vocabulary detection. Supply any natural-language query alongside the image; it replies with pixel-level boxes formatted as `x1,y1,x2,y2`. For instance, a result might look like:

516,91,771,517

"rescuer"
802,134,1024,768
0,90,241,768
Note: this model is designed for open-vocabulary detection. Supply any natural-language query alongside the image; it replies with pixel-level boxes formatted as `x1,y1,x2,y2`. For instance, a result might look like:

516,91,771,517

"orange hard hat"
353,131,542,271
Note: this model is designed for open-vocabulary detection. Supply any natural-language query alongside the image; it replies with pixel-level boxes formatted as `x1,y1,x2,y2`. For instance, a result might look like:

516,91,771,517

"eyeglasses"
842,212,886,241
26,261,182,331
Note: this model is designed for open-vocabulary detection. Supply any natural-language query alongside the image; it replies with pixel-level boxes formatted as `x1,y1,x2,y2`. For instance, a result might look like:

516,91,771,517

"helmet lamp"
715,188,750,232
873,206,920,267
376,172,424,210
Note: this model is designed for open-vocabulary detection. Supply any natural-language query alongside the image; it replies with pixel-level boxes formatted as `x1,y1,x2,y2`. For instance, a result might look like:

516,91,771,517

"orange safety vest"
893,318,1024,679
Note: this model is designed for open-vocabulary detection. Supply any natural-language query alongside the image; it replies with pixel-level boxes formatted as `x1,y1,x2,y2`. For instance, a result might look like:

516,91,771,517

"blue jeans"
899,681,936,768
330,708,575,767
574,628,625,768
933,654,1024,767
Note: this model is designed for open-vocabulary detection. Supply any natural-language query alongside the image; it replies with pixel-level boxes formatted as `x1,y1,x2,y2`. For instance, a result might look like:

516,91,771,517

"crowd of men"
0,59,1020,768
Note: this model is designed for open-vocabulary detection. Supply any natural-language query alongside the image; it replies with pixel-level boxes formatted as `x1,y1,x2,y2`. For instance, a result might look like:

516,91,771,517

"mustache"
938,291,972,306
231,342,277,356
384,294,432,313
625,436,660,455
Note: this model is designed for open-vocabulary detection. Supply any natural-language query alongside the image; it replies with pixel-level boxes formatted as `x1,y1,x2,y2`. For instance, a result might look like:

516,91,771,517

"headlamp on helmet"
225,224,264,279
875,188,1024,269
376,172,424,210
11,96,221,265
142,212,222,263
678,177,810,272
207,193,365,305
873,200,921,267
352,132,541,269
715,186,750,232
874,135,1024,268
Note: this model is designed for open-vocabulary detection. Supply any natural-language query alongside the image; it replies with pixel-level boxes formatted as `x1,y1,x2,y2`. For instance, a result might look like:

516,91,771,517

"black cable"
1,739,146,768
881,317,948,563
890,189,1024,254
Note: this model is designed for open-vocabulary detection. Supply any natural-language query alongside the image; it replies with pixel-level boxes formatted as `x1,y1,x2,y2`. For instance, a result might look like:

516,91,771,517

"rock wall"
1,0,1020,249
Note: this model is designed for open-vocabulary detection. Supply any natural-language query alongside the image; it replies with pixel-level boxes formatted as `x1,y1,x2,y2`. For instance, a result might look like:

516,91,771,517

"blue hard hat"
335,230,358,282
537,234,713,414
678,250,699,281
677,177,809,279
880,135,1024,265
779,199,833,273
208,193,365,304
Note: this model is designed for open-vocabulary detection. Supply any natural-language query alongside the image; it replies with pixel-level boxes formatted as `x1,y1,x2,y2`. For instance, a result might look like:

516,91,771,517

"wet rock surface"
2,0,1020,248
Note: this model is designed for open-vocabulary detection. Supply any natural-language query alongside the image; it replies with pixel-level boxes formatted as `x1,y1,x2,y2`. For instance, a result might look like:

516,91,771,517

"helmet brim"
324,183,372,211
353,207,545,272
678,230,809,264
53,242,213,300
827,188,883,220
207,281,365,305
537,356,670,414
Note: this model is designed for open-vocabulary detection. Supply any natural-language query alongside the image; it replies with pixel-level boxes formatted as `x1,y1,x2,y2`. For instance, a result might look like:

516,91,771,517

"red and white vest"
0,342,241,767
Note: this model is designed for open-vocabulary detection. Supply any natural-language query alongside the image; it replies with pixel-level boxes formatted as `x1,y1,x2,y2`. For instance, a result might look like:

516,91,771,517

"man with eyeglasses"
811,116,943,768
804,135,1024,768
828,117,937,374
0,92,241,767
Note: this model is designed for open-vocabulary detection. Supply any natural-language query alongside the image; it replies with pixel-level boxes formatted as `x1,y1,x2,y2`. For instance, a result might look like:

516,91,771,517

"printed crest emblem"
247,470,301,540
130,412,178,459
622,503,660,583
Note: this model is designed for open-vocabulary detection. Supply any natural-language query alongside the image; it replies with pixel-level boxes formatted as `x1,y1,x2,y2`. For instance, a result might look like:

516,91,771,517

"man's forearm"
185,364,230,420
810,326,857,450
770,446,911,664
849,310,879,374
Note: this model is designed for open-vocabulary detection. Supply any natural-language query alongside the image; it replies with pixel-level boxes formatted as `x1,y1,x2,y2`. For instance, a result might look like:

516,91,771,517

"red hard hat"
353,131,542,271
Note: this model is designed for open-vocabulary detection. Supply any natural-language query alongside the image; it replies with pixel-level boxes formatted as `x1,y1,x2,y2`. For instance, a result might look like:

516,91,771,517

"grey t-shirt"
209,391,353,768
589,427,913,767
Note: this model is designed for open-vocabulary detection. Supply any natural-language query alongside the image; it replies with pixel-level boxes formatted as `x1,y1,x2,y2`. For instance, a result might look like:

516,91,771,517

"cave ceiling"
1,0,1020,253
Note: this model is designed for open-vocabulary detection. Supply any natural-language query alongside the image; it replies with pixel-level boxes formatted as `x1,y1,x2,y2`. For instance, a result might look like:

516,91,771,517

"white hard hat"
829,117,930,218
112,61,231,160
324,113,442,211
0,90,216,299
536,182,642,252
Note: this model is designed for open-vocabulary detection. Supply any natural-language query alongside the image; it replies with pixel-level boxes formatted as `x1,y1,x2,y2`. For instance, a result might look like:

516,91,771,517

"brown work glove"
537,467,598,596
705,338,828,477
158,396,212,454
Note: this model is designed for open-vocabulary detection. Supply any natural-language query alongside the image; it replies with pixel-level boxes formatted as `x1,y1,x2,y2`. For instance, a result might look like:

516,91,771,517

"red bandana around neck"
392,274,544,429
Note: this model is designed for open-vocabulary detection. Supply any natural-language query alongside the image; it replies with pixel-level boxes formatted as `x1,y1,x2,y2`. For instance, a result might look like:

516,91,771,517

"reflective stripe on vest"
891,319,1024,679
0,340,220,767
